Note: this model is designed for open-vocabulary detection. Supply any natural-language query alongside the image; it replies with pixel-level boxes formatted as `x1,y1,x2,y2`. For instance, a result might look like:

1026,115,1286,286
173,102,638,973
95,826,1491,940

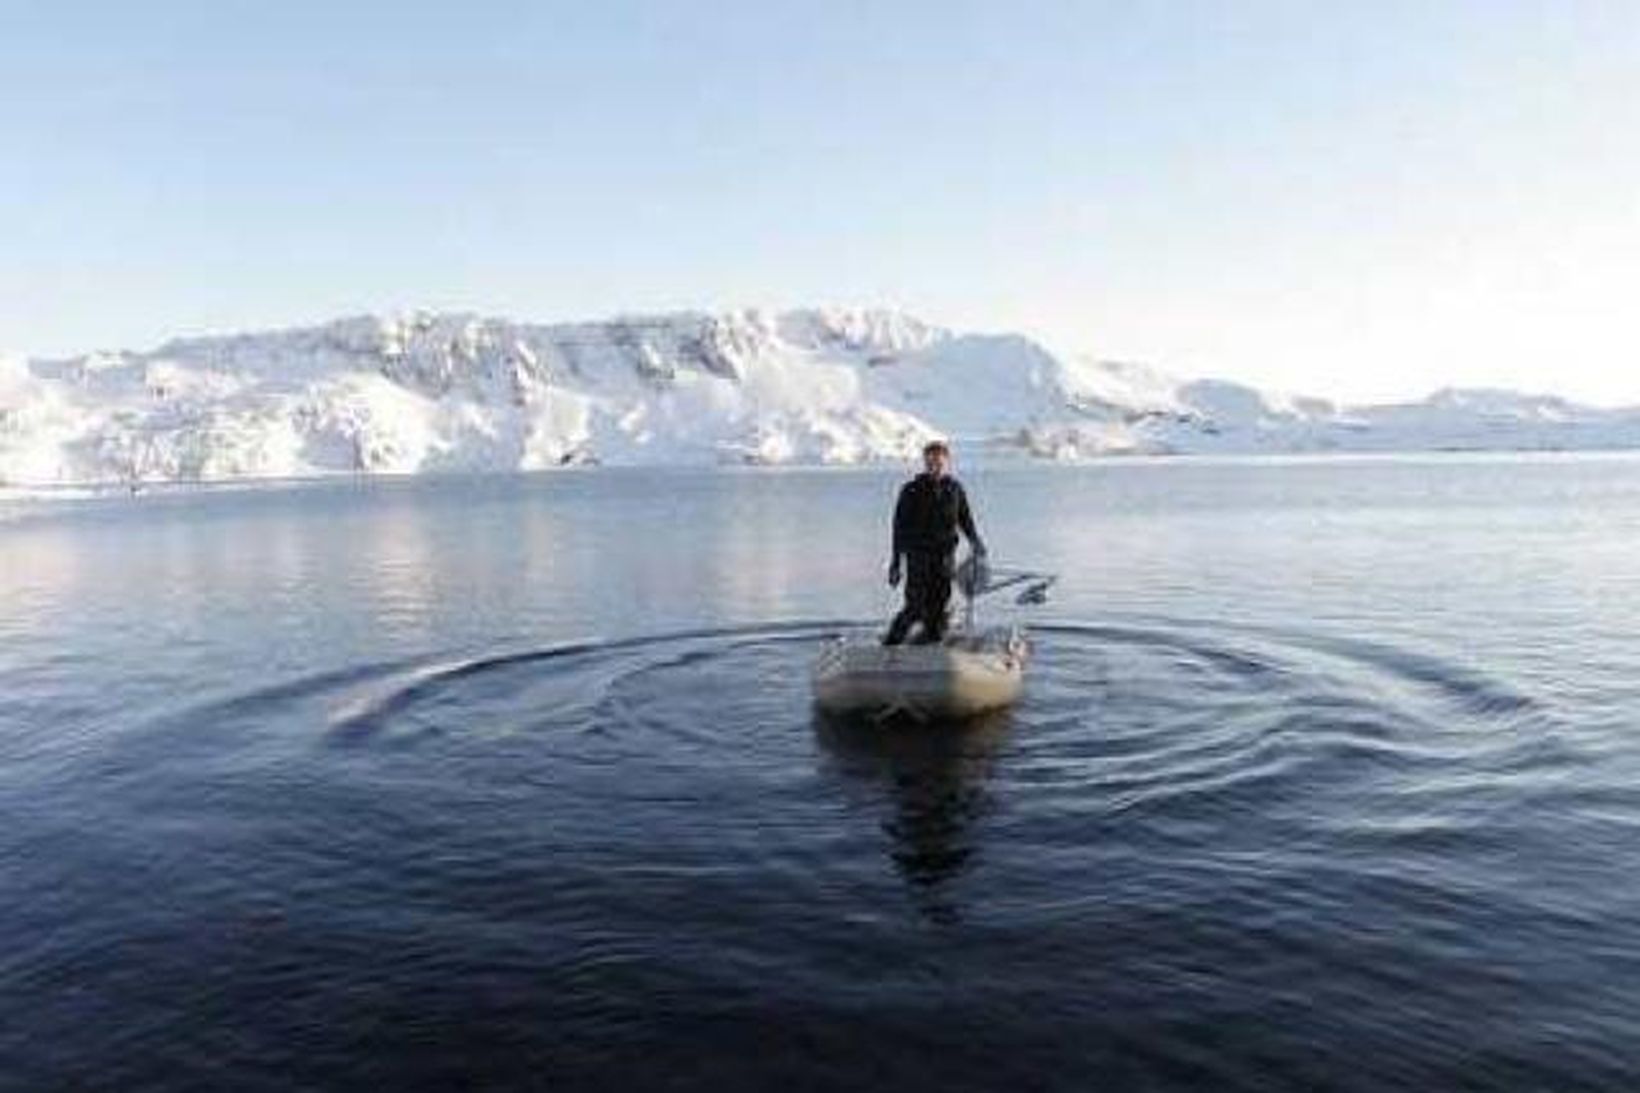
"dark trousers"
884,551,953,645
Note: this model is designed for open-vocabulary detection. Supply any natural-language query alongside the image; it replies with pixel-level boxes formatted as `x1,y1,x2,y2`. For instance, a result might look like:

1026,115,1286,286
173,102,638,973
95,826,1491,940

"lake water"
5,457,1640,1091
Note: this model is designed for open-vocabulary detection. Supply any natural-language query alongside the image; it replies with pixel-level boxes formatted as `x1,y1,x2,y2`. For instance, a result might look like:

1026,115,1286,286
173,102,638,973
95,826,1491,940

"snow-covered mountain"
4,308,1639,486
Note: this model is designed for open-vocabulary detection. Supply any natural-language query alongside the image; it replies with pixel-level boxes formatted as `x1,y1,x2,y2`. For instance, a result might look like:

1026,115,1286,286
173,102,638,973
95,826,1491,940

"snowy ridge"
4,308,1640,486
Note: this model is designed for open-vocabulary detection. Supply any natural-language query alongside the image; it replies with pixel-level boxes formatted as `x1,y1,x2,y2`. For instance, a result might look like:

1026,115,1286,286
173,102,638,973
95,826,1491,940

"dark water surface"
5,458,1640,1090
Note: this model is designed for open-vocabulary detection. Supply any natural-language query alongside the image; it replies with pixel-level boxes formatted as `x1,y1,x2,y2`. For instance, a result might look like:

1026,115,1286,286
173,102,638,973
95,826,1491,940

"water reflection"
813,711,1012,924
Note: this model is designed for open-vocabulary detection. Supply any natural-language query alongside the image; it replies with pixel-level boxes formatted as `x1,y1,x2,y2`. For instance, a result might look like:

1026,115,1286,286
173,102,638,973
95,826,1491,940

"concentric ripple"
6,617,1633,1092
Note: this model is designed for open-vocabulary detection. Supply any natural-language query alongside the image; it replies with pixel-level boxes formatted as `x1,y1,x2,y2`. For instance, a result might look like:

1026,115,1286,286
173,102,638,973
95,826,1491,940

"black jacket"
892,473,984,557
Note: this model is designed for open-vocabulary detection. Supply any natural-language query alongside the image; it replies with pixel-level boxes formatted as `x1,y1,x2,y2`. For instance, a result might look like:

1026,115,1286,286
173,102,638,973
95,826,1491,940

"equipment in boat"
811,560,1057,721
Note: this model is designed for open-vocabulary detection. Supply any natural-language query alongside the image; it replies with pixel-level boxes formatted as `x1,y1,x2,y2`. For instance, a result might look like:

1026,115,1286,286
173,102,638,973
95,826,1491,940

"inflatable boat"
811,562,1055,721
811,625,1029,720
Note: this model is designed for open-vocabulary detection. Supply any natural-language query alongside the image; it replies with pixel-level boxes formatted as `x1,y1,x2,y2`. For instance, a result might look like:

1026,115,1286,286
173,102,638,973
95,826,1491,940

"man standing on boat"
884,440,986,645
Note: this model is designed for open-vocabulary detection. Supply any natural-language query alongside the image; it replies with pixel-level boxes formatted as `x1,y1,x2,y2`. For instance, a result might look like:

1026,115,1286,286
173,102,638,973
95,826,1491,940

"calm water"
5,457,1640,1090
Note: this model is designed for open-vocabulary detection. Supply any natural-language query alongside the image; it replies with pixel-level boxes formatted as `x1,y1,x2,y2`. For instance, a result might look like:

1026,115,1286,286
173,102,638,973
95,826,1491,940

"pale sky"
3,0,1637,404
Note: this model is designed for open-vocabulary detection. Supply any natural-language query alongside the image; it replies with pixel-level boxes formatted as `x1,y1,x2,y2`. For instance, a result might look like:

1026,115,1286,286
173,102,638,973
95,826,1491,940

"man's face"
923,447,950,477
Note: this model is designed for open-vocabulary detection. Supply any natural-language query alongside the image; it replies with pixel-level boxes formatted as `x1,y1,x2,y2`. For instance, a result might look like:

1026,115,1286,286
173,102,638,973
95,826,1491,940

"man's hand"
887,557,902,587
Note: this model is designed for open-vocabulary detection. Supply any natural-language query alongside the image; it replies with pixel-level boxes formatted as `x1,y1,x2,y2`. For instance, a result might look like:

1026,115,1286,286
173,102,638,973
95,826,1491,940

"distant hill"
5,308,1639,485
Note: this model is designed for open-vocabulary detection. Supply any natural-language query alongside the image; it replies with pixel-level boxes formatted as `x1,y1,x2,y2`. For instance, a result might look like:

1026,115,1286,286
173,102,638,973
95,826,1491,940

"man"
884,440,986,645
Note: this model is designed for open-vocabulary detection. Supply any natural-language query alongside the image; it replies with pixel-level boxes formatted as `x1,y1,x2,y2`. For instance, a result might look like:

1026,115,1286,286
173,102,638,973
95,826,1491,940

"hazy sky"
3,0,1637,403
